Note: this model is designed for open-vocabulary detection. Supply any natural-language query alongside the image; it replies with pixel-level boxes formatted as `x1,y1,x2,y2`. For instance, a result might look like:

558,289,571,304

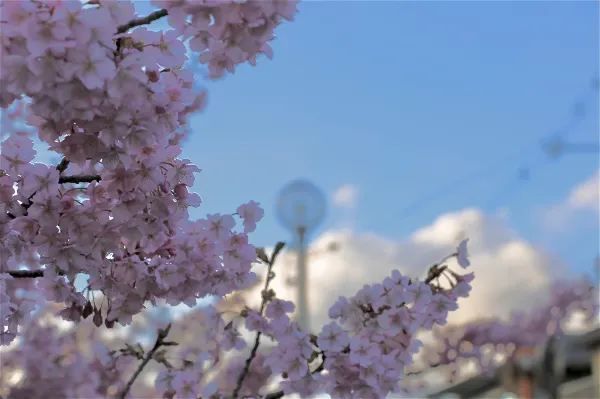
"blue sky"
160,1,599,275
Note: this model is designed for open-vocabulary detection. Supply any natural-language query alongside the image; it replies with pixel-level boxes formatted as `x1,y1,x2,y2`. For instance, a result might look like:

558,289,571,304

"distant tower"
276,180,326,331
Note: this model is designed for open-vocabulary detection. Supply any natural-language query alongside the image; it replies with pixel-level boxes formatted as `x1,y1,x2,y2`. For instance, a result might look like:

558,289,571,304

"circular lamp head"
276,179,326,234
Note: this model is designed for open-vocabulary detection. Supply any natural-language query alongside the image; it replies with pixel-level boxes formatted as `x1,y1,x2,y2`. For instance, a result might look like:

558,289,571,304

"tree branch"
264,390,285,399
263,260,453,399
405,362,441,376
234,330,263,398
118,324,173,399
116,9,168,34
58,174,101,184
56,158,70,173
4,269,45,278
5,161,98,218
232,242,284,399
425,264,448,284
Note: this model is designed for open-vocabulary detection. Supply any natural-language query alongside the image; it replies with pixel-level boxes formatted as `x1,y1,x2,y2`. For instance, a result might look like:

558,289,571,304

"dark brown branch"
5,269,67,278
5,269,44,278
5,162,98,218
405,362,441,376
311,353,326,374
425,264,447,284
116,9,168,34
264,390,285,399
232,243,284,399
56,158,70,173
118,324,172,399
234,330,263,398
58,174,101,184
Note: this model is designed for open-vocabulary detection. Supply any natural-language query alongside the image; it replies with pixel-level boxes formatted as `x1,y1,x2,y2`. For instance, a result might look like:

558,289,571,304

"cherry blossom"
416,276,599,384
154,0,299,78
68,44,117,89
237,200,265,233
0,132,36,175
3,2,579,399
456,238,470,268
0,0,292,349
318,321,350,352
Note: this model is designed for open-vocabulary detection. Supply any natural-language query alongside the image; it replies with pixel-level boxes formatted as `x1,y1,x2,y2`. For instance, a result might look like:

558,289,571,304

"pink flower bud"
173,183,188,200
61,196,75,211
146,70,159,82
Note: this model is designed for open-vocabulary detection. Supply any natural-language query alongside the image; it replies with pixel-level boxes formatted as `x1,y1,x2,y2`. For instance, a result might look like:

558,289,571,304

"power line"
393,76,599,223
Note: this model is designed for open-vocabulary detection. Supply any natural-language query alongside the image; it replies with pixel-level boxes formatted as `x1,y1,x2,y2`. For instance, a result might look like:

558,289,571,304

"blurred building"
429,328,600,399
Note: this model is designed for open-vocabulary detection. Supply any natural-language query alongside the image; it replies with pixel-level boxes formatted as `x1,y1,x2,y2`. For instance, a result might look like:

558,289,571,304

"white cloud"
567,170,599,211
332,184,358,209
542,170,599,230
249,208,557,331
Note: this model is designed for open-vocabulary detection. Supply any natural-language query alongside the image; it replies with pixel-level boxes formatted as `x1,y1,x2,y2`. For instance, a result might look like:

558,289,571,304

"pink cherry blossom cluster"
0,1,478,397
421,276,598,381
2,299,275,398
151,0,298,78
304,261,472,397
0,306,137,398
0,0,275,345
151,304,284,399
0,274,37,345
151,301,290,398
212,241,475,398
0,302,266,398
1,240,473,398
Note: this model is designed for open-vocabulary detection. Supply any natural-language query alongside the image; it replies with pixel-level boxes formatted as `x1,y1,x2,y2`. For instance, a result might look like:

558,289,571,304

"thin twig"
405,362,441,376
264,390,285,399
232,243,284,399
425,264,447,284
118,324,173,399
116,9,168,34
234,331,263,398
58,174,101,184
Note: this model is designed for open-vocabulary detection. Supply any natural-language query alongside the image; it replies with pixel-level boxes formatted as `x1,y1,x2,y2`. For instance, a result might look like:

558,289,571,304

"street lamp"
276,179,326,331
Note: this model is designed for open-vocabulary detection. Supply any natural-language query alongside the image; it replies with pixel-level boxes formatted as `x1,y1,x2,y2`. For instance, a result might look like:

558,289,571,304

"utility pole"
276,180,326,332
296,225,308,330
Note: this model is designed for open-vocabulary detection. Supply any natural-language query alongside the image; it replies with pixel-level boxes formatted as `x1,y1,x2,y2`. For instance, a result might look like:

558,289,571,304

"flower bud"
173,183,188,200
146,70,160,83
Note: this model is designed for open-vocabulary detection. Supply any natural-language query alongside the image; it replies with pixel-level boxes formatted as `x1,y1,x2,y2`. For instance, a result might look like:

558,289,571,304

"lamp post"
276,179,326,331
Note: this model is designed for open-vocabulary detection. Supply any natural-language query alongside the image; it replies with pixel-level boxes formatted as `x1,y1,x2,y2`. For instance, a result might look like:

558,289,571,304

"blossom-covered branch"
0,1,508,398
232,242,285,398
416,276,599,383
0,238,474,397
222,241,474,398
118,324,175,399
0,0,287,346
